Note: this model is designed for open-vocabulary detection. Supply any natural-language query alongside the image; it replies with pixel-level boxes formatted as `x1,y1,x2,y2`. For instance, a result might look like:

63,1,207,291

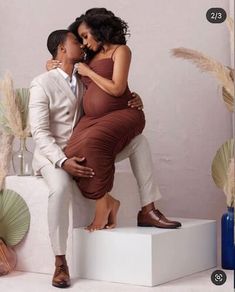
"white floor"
0,268,233,292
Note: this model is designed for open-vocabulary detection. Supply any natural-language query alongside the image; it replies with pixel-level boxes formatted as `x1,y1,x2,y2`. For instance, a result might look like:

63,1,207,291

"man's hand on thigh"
62,157,94,178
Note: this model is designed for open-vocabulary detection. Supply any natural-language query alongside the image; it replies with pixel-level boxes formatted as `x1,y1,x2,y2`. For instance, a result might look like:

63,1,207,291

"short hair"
47,29,70,59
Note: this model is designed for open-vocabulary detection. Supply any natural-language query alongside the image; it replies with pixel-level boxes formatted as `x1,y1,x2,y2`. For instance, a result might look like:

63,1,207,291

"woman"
64,11,145,231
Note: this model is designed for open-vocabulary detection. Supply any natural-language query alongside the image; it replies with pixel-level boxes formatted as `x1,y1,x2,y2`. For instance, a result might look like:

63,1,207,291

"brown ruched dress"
64,57,145,199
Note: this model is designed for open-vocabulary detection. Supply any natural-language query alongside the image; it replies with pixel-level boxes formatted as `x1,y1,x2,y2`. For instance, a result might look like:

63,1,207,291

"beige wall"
0,0,232,227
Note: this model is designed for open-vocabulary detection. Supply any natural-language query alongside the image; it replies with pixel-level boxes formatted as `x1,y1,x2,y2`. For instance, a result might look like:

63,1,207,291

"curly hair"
85,8,115,17
68,8,130,45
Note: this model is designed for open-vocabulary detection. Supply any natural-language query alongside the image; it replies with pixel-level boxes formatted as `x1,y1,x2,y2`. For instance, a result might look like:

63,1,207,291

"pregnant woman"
64,11,145,231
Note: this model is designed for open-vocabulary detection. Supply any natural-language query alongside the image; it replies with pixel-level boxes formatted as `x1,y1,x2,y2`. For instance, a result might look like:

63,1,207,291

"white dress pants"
40,134,161,255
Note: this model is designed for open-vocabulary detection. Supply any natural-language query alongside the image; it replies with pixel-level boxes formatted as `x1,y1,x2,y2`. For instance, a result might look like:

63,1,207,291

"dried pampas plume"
223,158,235,207
0,73,30,187
171,47,234,103
212,139,234,207
0,73,30,138
171,17,234,111
0,131,14,190
226,16,234,57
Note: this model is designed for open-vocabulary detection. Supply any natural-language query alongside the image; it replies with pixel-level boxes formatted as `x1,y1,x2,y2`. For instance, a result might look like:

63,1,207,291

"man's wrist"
56,157,68,168
61,158,68,168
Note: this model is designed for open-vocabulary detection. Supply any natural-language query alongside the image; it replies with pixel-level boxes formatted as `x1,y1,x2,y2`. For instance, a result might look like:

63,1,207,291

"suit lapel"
51,69,77,106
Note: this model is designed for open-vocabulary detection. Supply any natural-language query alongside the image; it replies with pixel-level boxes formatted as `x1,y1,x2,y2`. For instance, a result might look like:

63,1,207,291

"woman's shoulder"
113,44,131,59
116,44,131,53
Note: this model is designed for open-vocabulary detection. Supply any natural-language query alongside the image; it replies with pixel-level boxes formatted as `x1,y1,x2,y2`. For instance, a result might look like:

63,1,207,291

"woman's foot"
85,193,119,232
105,198,120,229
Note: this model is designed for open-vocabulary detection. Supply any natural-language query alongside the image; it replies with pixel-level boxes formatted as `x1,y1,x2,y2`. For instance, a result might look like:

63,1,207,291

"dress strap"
111,45,121,59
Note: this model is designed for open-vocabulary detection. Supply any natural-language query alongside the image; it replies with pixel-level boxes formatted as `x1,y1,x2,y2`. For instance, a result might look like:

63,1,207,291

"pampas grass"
0,132,14,191
226,16,234,57
0,73,30,138
15,88,30,133
0,73,30,187
212,139,234,207
171,17,234,112
222,84,233,112
171,48,234,105
224,158,235,207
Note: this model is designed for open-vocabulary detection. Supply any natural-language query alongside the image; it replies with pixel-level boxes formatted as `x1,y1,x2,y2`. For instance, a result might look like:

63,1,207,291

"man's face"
63,32,83,61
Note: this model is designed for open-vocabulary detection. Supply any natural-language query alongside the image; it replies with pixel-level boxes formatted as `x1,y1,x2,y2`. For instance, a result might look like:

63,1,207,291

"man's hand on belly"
128,92,143,110
62,157,95,178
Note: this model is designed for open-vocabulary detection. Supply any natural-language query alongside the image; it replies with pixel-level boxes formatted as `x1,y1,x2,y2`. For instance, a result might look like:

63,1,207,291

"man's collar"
56,68,70,81
56,67,77,82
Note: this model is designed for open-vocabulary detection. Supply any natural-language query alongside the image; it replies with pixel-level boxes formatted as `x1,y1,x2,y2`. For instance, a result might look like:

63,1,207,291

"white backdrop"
0,0,232,223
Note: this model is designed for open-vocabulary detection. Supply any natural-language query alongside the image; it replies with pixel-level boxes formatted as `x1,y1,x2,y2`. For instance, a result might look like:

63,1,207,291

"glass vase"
12,137,33,176
221,206,235,270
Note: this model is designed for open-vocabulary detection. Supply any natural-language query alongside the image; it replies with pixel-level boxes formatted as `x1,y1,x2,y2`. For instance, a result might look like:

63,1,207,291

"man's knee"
48,180,73,201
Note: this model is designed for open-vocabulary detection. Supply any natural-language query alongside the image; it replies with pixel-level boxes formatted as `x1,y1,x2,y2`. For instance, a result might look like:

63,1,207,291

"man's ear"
58,43,66,53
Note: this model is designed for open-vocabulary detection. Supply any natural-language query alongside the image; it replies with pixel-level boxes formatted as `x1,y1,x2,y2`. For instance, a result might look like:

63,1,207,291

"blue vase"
221,207,235,269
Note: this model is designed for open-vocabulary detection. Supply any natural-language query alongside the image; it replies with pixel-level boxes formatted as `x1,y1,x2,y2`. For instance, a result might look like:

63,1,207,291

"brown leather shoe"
52,264,71,288
137,209,181,229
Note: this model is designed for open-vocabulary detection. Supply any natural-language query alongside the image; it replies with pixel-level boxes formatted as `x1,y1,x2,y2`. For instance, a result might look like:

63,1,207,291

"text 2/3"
206,8,227,23
211,12,222,20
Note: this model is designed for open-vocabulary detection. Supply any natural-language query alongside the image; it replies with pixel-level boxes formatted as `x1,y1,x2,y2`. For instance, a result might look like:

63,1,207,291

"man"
29,29,181,288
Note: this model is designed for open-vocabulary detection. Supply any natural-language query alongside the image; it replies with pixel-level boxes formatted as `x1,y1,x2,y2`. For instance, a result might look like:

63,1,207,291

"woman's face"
78,22,100,52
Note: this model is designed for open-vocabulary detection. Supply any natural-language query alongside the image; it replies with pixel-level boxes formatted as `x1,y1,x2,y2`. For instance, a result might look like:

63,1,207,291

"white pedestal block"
4,176,73,274
72,218,217,286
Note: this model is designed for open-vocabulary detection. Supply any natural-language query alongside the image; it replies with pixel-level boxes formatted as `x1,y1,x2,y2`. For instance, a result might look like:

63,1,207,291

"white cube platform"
72,218,217,286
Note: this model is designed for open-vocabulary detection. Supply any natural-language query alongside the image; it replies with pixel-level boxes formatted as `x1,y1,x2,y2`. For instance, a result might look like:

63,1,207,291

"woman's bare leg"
86,193,120,231
105,194,120,229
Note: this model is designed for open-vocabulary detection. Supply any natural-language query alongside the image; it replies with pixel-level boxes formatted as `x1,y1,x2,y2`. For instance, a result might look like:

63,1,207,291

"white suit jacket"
29,69,84,174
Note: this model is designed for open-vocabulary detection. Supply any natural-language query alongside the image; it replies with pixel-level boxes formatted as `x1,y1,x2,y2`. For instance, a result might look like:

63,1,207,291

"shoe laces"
55,264,68,276
154,209,164,219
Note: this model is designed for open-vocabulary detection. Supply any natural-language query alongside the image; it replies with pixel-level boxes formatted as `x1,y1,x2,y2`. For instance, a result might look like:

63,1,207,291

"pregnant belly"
83,84,131,117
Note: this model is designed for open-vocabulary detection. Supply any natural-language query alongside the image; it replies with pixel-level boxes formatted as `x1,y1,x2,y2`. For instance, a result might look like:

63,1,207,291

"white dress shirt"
56,68,79,168
57,68,78,96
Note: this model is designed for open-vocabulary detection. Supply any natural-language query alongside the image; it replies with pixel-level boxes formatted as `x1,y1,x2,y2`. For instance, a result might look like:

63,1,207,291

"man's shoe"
52,264,71,288
137,209,181,229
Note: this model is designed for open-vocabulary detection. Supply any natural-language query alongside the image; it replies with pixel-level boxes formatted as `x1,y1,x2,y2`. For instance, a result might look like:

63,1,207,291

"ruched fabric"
64,58,145,199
